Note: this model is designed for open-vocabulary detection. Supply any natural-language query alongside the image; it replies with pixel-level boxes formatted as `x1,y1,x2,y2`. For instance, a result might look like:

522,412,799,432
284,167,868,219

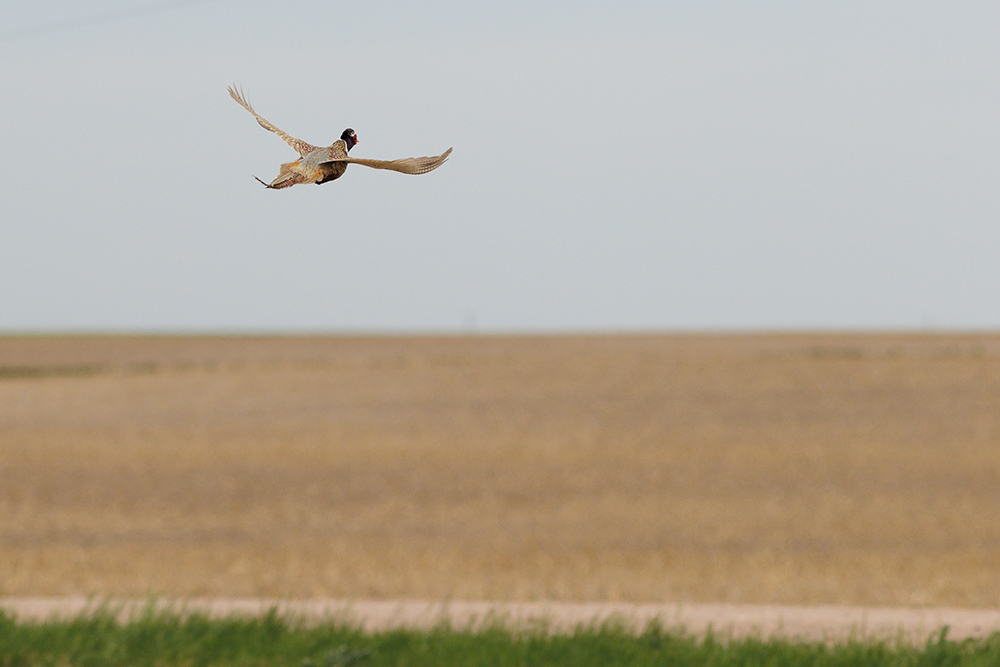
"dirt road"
3,598,1000,643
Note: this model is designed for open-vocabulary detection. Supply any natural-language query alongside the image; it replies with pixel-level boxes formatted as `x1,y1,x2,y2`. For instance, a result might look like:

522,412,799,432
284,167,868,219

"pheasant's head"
341,128,358,151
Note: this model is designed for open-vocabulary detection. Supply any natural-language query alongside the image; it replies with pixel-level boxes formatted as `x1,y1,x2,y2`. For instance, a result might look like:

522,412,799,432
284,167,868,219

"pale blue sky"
2,2,998,332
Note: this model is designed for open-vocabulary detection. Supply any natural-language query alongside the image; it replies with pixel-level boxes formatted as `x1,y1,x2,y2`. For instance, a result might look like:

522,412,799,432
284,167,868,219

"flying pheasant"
228,86,452,189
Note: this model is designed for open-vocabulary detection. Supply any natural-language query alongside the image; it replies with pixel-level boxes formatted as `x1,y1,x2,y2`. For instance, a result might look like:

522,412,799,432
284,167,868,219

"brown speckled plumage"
228,86,452,189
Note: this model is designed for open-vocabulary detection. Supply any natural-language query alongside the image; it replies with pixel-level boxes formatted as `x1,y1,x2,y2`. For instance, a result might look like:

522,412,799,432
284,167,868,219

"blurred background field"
1,334,999,606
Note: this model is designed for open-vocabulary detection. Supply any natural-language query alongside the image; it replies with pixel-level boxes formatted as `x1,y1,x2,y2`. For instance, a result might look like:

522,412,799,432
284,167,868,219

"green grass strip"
2,607,1000,667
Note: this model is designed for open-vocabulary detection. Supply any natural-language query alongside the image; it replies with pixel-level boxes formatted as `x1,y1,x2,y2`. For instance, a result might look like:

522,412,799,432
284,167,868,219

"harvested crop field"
2,333,999,607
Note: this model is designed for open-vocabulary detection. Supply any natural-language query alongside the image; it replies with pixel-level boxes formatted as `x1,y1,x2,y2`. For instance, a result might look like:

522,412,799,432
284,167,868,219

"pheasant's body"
228,86,451,189
264,146,350,189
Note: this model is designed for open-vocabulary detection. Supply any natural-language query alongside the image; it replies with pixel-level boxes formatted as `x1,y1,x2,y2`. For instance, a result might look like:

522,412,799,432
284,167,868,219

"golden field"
1,333,999,607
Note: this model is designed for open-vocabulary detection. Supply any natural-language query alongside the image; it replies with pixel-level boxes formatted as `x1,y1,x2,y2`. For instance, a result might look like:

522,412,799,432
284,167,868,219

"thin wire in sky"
0,0,224,41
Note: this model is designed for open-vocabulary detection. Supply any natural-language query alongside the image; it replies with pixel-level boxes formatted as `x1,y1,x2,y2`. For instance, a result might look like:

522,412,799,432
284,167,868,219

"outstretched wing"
228,85,319,157
321,147,453,175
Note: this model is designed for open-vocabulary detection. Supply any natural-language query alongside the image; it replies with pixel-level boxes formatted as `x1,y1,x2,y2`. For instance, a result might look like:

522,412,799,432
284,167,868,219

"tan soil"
3,334,1000,609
